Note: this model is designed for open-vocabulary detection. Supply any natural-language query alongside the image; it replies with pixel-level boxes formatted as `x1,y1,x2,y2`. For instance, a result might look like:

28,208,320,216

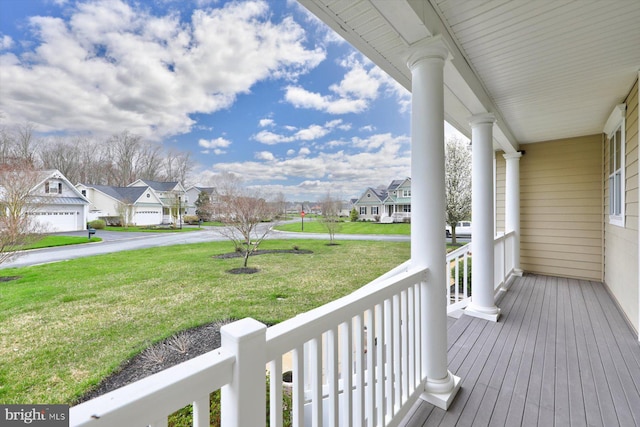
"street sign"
301,211,306,217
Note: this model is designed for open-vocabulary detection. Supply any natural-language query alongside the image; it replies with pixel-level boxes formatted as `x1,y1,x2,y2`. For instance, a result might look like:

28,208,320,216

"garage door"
135,209,162,226
34,210,79,232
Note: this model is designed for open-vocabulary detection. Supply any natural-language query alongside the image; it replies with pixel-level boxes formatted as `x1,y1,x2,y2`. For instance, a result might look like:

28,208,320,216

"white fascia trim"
603,104,626,137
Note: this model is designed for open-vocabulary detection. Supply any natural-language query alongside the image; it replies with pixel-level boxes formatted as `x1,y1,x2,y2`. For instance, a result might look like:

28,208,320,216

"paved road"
1,224,468,270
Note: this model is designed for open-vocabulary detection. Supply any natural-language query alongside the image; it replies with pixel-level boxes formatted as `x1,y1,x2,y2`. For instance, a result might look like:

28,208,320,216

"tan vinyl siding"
495,153,505,234
604,78,639,332
520,135,603,281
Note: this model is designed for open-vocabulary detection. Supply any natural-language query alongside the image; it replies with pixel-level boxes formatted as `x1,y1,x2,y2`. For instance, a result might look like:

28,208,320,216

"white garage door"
135,209,162,226
34,210,80,232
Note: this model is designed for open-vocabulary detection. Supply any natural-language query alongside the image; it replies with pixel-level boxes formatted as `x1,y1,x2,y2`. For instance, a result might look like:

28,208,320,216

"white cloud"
359,125,375,132
298,147,311,156
283,52,408,115
255,151,275,161
253,119,345,145
0,35,14,50
198,137,232,149
259,118,275,127
210,132,411,199
0,0,326,139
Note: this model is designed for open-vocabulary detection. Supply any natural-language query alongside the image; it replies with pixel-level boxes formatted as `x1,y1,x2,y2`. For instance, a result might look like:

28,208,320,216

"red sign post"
301,211,305,231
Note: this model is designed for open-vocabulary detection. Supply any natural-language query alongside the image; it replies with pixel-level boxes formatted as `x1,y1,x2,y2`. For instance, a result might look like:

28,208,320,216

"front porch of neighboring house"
70,1,640,426
384,203,411,223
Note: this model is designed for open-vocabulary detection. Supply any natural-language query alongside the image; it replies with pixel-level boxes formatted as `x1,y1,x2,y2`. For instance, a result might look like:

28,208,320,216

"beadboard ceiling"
298,0,640,149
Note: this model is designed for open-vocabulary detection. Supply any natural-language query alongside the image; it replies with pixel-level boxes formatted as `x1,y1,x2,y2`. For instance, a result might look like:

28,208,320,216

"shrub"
88,219,106,229
183,215,199,225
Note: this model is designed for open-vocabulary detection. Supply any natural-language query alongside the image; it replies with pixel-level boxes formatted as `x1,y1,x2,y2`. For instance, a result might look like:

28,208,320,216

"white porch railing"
70,233,517,427
494,231,516,295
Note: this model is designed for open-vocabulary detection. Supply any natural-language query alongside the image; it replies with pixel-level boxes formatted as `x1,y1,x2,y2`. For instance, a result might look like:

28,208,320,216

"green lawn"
275,220,411,235
20,235,102,250
0,239,410,405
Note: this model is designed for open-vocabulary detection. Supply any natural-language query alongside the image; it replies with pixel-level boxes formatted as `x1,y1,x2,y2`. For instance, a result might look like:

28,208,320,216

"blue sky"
0,0,462,201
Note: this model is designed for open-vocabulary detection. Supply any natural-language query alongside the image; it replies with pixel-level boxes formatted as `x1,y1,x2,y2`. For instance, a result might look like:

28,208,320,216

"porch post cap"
468,113,496,127
503,152,523,160
406,34,452,70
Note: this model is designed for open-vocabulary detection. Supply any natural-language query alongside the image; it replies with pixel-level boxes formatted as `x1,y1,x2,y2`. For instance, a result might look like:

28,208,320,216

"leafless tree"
0,161,46,265
273,192,287,219
216,182,276,269
116,198,136,228
319,191,343,244
445,136,472,245
162,151,194,184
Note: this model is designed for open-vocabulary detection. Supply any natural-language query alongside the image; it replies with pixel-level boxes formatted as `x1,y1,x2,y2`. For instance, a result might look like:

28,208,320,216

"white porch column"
465,113,501,322
504,152,523,276
407,36,460,410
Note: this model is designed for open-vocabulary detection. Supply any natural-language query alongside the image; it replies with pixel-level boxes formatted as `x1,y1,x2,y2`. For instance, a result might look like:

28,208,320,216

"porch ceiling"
298,0,640,148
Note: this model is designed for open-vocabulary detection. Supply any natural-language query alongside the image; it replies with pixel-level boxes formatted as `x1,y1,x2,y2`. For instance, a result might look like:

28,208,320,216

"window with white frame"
360,206,367,215
605,104,626,227
371,206,379,215
403,189,411,197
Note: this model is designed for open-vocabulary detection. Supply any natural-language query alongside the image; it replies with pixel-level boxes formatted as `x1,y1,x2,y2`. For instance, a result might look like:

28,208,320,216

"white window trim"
605,104,626,227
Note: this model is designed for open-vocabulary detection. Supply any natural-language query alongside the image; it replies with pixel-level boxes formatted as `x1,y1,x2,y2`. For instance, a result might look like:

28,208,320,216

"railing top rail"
70,348,234,427
446,243,471,261
265,266,427,361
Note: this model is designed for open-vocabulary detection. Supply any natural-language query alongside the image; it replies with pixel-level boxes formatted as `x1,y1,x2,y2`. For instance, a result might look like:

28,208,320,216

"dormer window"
403,189,411,198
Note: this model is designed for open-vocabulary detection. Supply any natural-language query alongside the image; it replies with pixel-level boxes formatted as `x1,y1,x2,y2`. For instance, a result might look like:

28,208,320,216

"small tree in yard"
320,192,342,244
116,199,135,228
217,184,276,269
0,162,45,265
445,136,472,245
195,191,214,221
350,207,359,222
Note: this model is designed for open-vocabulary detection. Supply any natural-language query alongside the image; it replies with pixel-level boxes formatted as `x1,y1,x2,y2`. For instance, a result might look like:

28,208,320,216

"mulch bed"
77,320,235,404
0,276,21,283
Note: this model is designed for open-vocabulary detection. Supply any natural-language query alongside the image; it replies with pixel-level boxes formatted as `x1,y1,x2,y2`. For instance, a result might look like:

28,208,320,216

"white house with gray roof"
22,169,90,232
77,184,164,226
354,178,412,222
128,179,187,223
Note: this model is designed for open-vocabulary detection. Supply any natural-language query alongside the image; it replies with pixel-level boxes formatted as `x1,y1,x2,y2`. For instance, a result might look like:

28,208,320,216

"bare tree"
445,136,472,245
273,192,287,219
116,199,136,228
217,184,276,269
0,161,46,265
319,191,342,244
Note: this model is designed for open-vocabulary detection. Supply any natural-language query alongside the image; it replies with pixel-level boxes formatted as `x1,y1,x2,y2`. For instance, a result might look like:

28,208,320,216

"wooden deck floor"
401,274,640,427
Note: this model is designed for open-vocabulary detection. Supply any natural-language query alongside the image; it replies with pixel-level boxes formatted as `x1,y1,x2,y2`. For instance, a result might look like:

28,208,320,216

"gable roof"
87,185,148,204
130,179,182,192
33,169,89,203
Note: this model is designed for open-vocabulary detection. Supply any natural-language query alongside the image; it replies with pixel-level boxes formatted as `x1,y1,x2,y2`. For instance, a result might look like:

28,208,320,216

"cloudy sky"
0,0,462,201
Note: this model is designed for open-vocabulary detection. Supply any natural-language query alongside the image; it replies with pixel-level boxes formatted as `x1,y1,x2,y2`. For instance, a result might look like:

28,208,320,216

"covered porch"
69,1,640,426
403,274,640,426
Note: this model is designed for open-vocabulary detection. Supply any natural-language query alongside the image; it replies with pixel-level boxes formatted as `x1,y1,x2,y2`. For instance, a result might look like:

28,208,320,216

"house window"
605,104,626,227
360,206,367,215
371,206,379,215
403,205,411,213
81,190,86,196
45,181,61,194
403,189,411,197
